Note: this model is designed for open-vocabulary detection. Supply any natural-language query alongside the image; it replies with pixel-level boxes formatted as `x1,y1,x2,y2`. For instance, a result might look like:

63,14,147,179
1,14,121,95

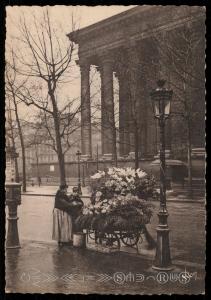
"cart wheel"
102,232,120,249
120,231,139,247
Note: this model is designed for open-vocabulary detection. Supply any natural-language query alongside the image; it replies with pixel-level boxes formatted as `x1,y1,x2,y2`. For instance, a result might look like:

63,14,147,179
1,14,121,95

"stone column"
117,69,130,156
127,42,140,155
80,60,92,159
100,54,116,158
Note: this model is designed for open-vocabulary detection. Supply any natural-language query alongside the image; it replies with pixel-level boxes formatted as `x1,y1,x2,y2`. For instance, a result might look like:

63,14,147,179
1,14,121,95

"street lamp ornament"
151,79,173,271
76,150,82,195
151,80,173,120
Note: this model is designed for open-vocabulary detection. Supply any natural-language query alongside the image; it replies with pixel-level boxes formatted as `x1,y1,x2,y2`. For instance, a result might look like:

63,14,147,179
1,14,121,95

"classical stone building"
67,6,205,162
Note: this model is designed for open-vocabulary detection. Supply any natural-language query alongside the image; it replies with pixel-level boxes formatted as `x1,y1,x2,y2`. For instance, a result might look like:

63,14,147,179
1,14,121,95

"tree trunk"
55,127,66,186
113,127,118,167
187,124,193,198
134,124,139,170
35,146,40,184
11,133,20,183
50,92,66,186
13,95,26,192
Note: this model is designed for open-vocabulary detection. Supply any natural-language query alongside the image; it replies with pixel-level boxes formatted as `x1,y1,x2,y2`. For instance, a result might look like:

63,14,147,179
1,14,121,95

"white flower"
94,202,101,209
91,171,105,179
91,173,101,179
105,180,112,187
111,174,119,180
130,184,136,190
125,167,136,178
96,191,102,197
126,176,135,183
108,168,115,176
136,168,147,179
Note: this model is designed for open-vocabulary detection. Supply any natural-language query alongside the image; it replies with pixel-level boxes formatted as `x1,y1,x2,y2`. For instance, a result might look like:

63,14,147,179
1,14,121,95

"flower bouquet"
75,167,157,232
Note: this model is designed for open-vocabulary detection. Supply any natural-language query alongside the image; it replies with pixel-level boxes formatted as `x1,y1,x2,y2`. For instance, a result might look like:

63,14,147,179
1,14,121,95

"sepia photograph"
5,5,206,294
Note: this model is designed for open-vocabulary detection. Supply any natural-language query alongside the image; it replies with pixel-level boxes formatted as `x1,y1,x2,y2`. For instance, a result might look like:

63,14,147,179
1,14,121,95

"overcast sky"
6,5,137,38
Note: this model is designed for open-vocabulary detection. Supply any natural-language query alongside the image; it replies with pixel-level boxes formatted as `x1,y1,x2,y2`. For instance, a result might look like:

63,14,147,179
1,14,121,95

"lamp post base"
152,211,174,271
152,265,174,271
6,212,21,249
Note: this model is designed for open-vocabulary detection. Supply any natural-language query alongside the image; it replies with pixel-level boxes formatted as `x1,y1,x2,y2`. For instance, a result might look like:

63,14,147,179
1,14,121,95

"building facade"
68,6,205,161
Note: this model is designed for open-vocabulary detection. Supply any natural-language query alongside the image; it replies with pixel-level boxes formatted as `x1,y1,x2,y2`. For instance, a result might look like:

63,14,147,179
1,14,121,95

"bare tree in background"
5,100,20,183
155,19,205,197
5,61,27,191
7,8,79,186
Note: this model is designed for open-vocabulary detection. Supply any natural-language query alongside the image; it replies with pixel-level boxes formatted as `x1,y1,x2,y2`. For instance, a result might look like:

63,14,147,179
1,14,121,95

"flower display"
90,167,158,201
75,167,157,232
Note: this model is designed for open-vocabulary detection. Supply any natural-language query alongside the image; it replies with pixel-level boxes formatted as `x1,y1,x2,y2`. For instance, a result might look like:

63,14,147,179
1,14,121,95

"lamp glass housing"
151,81,173,119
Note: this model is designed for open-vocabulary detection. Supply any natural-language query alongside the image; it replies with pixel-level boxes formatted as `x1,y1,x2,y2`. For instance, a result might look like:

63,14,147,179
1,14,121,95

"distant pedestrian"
38,176,41,187
52,184,73,246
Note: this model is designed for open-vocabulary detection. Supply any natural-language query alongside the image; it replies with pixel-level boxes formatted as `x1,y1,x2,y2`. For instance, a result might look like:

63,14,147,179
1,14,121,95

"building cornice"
67,6,148,42
67,6,205,45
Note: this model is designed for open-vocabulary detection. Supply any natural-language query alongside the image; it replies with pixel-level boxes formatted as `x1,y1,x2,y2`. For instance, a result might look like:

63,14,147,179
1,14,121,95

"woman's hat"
60,184,68,189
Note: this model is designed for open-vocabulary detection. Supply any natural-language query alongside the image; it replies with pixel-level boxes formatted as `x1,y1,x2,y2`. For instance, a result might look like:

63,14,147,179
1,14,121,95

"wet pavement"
13,194,206,264
5,192,206,294
6,240,205,294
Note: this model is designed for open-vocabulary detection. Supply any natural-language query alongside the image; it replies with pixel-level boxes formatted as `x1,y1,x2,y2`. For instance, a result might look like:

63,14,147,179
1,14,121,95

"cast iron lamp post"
150,79,173,271
82,163,85,187
76,150,82,195
6,140,22,249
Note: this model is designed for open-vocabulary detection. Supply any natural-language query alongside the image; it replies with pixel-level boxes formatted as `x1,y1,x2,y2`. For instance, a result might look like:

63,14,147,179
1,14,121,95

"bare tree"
5,101,20,183
23,118,44,185
154,19,205,196
5,60,28,191
7,8,79,186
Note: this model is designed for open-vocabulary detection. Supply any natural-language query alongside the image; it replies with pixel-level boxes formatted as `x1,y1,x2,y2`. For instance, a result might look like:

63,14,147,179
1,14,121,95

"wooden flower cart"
86,227,146,249
75,213,152,252
76,167,157,252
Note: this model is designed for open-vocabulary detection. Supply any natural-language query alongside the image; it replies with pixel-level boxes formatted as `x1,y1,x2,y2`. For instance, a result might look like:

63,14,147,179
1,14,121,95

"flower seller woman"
52,184,73,246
